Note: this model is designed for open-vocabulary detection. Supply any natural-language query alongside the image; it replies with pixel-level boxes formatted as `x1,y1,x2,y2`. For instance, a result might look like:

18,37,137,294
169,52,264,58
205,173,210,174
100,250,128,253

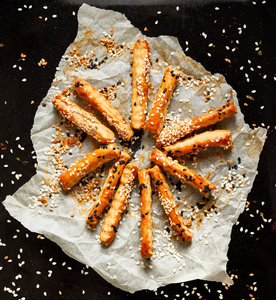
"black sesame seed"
111,225,117,232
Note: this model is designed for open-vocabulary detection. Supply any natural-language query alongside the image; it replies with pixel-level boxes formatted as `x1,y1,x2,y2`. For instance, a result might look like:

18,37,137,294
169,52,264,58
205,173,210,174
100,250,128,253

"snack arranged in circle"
100,162,138,246
144,67,182,135
131,38,150,130
52,37,238,258
53,89,115,144
73,78,134,141
138,169,154,258
163,129,233,157
86,149,131,229
58,145,120,190
149,148,216,196
155,96,237,147
148,165,193,243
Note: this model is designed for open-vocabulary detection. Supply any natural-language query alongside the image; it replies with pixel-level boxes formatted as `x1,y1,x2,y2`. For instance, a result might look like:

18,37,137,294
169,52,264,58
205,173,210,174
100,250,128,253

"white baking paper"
3,4,267,293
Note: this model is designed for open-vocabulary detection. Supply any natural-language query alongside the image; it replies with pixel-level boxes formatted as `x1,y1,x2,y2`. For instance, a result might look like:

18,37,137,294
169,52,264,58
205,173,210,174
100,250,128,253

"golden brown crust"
59,147,120,190
149,148,216,196
138,169,154,258
73,78,134,141
86,151,131,229
52,92,115,144
144,67,181,135
156,98,238,147
163,130,232,156
100,162,138,245
148,165,193,242
131,39,150,130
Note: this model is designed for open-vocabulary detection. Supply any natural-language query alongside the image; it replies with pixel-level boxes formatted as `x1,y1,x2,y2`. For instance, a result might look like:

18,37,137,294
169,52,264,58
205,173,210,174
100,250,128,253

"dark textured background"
0,0,275,299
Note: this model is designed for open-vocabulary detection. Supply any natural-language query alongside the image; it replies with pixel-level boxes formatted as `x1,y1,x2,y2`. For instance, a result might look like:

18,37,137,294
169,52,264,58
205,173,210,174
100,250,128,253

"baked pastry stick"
59,147,119,190
73,78,134,141
131,38,150,130
163,130,233,157
149,148,216,196
148,165,193,242
138,169,154,258
100,162,138,245
53,91,115,144
156,98,237,147
144,67,181,135
86,151,131,229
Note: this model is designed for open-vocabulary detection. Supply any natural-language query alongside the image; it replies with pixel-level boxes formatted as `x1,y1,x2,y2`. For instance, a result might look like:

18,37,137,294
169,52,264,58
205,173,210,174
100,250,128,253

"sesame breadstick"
59,147,120,190
144,67,181,135
148,165,193,242
100,163,138,246
131,38,150,130
156,98,237,147
86,151,131,229
73,78,134,141
138,169,154,258
163,130,232,157
53,91,115,144
149,148,216,196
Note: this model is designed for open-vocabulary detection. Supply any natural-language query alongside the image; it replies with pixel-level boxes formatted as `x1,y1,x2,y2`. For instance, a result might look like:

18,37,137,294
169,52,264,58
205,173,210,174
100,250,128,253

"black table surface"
0,0,276,299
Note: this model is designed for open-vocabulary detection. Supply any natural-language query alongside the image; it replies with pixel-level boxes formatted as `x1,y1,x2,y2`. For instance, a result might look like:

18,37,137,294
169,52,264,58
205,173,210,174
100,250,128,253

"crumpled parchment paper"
3,4,267,293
